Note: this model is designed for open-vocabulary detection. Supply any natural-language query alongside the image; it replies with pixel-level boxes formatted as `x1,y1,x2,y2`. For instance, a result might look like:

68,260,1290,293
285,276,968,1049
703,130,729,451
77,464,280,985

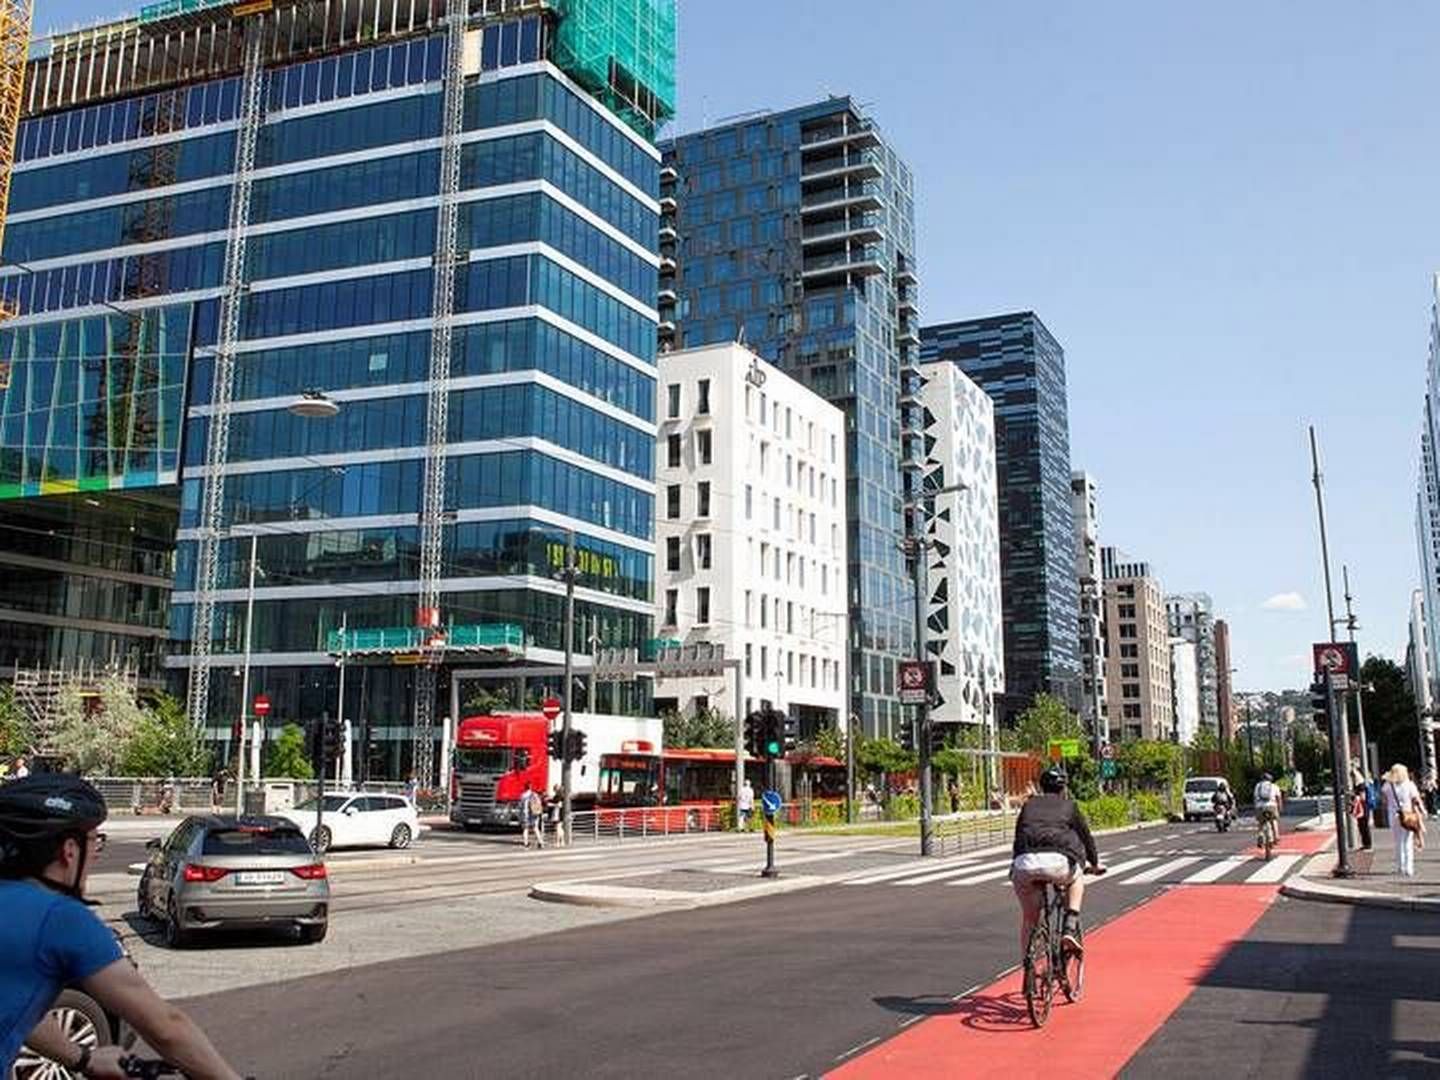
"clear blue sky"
36,0,1439,691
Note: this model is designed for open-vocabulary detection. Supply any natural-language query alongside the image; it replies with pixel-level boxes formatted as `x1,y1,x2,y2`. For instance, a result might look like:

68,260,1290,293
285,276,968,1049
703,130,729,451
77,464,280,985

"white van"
1182,776,1227,820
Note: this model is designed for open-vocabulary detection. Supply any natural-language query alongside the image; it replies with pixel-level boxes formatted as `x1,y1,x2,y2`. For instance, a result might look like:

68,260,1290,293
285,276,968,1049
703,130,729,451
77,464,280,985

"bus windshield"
454,747,511,774
598,757,661,806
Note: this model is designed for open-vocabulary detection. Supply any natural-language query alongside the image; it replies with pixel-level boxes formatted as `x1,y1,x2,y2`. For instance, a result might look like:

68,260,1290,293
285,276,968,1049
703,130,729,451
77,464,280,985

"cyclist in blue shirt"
1,774,240,1078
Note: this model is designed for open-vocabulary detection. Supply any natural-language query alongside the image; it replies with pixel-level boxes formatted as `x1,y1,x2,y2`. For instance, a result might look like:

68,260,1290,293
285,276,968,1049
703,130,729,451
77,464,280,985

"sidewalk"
1281,813,1440,911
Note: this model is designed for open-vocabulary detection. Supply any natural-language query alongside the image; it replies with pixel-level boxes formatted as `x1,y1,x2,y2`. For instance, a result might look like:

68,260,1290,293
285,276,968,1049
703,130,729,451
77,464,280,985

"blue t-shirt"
0,880,123,1071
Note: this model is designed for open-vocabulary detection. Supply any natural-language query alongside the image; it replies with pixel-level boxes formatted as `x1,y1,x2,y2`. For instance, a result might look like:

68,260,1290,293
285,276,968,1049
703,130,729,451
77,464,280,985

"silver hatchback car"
137,815,330,947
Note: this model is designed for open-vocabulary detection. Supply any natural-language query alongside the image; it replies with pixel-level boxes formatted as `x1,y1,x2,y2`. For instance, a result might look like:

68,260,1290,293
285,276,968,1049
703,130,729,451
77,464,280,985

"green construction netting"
551,0,676,138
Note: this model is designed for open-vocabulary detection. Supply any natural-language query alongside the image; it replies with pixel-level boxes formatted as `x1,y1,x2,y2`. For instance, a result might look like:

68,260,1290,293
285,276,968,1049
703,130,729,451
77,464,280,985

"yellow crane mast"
0,0,30,321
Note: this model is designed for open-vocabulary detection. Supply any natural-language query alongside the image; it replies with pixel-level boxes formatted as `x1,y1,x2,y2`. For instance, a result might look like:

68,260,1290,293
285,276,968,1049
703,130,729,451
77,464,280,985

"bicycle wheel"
1024,923,1055,1028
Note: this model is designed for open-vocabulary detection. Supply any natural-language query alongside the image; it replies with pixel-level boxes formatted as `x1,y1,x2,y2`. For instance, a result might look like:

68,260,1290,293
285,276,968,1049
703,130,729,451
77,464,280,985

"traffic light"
898,716,915,752
322,718,344,761
548,729,565,760
565,728,588,762
762,708,785,760
781,712,798,755
743,711,763,758
1309,681,1328,726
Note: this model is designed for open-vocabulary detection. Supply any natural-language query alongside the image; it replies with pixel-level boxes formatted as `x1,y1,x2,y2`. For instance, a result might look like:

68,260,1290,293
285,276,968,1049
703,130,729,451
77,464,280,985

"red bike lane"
831,831,1331,1079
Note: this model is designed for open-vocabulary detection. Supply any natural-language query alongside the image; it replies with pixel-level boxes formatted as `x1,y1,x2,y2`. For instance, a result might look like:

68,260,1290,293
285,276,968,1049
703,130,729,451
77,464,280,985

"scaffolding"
550,0,673,136
185,20,266,736
411,3,469,789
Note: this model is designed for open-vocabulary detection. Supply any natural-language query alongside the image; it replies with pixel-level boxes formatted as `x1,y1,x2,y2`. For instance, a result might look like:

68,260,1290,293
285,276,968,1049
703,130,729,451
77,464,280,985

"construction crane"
0,0,32,376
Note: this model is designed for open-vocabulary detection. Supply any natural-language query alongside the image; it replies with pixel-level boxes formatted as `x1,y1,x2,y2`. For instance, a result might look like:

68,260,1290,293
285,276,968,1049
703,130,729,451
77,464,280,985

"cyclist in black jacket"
1009,766,1102,954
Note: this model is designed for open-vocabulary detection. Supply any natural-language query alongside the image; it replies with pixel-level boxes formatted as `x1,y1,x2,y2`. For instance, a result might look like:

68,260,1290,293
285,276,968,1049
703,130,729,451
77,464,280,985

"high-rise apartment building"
917,360,1003,728
1214,617,1234,743
921,312,1080,722
659,97,920,736
1169,638,1199,745
1101,547,1172,742
1,0,675,775
1070,471,1107,741
1416,274,1440,695
1408,589,1436,786
1166,593,1218,734
652,343,847,734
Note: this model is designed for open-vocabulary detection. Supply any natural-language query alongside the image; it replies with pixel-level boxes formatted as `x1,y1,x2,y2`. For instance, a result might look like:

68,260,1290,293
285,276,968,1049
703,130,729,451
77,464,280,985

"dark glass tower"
659,97,920,737
920,312,1080,722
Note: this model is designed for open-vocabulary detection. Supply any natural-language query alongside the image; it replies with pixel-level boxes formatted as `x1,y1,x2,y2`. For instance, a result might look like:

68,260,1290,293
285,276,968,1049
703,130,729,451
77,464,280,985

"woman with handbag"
1384,764,1424,877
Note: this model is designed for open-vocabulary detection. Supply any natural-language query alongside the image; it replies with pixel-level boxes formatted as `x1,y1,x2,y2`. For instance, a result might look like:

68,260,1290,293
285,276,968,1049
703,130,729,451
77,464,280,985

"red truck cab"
449,714,548,829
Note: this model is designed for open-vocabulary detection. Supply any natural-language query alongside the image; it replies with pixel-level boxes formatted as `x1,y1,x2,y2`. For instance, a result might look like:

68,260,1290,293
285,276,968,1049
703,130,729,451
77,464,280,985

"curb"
1281,847,1440,911
530,874,824,910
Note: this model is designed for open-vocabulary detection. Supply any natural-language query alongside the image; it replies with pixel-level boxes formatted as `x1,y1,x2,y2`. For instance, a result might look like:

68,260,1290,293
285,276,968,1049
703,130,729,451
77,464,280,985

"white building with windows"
653,344,848,735
1071,471,1108,740
1170,638,1200,745
917,361,1004,727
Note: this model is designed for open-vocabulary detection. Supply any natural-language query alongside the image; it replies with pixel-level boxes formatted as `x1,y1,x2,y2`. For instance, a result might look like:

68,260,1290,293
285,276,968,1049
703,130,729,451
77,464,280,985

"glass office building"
1,0,672,771
658,97,921,737
920,312,1081,722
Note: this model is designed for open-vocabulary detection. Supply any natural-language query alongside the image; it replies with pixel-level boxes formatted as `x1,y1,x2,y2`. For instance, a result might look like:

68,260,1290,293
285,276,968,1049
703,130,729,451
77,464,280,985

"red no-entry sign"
541,696,561,722
253,694,271,717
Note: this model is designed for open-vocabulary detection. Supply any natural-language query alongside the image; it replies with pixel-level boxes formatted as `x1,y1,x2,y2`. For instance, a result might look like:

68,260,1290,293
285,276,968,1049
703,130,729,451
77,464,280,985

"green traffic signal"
766,739,781,756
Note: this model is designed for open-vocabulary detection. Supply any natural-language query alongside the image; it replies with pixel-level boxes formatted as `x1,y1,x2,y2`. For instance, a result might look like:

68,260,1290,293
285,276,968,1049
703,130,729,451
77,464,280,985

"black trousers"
1356,812,1373,849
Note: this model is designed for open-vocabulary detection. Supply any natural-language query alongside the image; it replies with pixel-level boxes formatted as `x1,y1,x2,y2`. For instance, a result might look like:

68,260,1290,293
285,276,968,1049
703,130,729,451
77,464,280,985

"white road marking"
1243,853,1302,883
945,865,1016,886
1089,856,1158,881
1121,856,1204,884
1181,855,1253,883
894,859,1011,886
844,856,987,886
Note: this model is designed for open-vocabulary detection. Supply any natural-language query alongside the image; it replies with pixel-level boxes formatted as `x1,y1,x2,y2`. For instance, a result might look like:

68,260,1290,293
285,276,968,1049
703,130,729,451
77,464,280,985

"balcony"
897,326,920,346
658,224,677,243
659,255,677,274
801,186,884,217
895,258,918,285
800,122,881,154
801,153,883,186
659,164,678,183
801,249,885,282
657,285,677,304
897,294,919,317
658,195,677,214
657,319,676,338
801,215,883,248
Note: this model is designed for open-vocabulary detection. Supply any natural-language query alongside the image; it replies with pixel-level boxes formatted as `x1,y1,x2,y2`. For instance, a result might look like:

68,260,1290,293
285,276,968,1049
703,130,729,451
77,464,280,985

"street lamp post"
902,481,967,857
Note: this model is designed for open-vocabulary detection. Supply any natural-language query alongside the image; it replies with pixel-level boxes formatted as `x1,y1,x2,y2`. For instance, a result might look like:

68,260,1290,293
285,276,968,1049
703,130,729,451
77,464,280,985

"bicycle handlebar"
120,1058,181,1079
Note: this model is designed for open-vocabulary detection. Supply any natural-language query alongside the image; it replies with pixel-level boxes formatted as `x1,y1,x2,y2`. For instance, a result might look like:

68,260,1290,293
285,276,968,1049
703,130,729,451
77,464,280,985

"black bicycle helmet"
0,774,108,896
1039,765,1068,794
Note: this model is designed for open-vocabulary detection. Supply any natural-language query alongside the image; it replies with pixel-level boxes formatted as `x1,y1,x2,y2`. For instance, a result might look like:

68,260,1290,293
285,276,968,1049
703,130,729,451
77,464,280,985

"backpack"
1364,781,1378,811
1256,780,1275,804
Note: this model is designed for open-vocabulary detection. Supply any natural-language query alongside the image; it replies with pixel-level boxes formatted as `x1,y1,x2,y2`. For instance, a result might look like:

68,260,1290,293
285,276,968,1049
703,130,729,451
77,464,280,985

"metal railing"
84,776,449,816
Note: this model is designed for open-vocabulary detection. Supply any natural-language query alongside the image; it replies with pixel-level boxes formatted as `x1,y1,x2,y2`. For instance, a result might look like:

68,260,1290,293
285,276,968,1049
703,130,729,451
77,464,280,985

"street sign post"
760,789,782,879
898,660,929,705
253,694,271,717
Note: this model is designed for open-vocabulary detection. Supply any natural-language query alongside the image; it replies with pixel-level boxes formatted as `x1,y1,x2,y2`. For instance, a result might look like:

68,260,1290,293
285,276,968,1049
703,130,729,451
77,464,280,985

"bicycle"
120,1058,181,1078
1022,865,1104,1028
1256,808,1278,860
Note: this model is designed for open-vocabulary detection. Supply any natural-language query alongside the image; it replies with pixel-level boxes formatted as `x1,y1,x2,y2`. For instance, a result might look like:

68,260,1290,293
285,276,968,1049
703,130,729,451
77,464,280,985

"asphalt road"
176,822,1268,1079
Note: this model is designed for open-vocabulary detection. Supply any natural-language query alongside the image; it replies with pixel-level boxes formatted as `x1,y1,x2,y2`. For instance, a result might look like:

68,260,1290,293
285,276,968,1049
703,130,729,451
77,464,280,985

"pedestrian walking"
1384,764,1425,877
548,785,566,847
737,778,755,830
404,771,420,806
1349,769,1373,851
11,756,29,781
521,782,545,849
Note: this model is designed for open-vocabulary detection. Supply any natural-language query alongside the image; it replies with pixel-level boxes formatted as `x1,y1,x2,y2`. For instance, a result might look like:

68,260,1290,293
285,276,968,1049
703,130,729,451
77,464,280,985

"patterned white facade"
1071,471,1108,738
1418,275,1440,698
917,361,1004,725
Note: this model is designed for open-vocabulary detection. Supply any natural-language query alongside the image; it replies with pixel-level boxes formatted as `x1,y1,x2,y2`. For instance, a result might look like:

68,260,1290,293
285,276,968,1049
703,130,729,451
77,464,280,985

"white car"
279,792,419,854
1182,776,1228,821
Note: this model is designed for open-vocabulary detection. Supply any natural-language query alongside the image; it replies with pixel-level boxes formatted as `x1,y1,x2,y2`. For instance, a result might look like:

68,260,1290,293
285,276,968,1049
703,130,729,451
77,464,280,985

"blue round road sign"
761,789,783,815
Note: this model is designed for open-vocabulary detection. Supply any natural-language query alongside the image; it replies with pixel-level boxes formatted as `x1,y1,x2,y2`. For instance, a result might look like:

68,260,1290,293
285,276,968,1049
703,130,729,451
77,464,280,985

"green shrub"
885,793,920,820
1077,795,1131,830
809,801,844,826
1132,792,1167,821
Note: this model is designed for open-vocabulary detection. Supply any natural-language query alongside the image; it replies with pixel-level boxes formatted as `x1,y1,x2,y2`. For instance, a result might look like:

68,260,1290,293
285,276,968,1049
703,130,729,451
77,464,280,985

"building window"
745,643,752,676
697,533,712,569
744,590,752,627
759,441,768,473
1120,643,1138,658
697,429,713,465
759,392,767,425
786,601,794,633
664,588,678,626
667,434,682,468
696,587,710,625
1122,684,1140,699
667,484,681,519
760,645,768,680
760,594,768,628
666,536,681,572
697,378,711,415
1123,703,1141,719
667,383,681,418
1119,624,1137,639
698,481,711,517
773,498,781,529
745,484,752,519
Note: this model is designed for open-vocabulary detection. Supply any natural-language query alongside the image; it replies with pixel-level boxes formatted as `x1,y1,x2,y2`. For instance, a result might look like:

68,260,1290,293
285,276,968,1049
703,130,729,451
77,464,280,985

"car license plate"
236,871,285,886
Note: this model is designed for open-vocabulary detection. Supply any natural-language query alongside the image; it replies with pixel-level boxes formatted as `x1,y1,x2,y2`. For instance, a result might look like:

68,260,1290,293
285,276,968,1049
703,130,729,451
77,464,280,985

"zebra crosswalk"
841,847,1311,890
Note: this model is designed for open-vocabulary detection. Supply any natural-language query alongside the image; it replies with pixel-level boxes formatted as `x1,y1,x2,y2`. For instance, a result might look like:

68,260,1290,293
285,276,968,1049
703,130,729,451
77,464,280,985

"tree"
49,675,148,775
1013,693,1085,754
855,734,915,778
1117,739,1185,810
264,723,314,779
120,692,213,778
0,685,31,760
1359,657,1419,774
1189,727,1220,751
662,706,733,749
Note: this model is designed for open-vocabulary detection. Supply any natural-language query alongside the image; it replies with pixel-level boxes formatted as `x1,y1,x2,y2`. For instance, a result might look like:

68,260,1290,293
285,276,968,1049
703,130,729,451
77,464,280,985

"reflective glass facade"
920,312,1081,722
2,13,662,747
660,98,919,737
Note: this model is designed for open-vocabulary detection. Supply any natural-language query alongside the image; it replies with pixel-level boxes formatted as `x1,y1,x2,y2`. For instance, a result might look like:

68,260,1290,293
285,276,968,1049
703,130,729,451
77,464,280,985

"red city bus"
596,746,847,830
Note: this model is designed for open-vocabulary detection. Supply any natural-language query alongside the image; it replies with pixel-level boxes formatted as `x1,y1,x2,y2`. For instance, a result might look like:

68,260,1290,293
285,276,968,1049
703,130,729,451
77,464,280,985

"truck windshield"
598,760,660,806
455,748,511,773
